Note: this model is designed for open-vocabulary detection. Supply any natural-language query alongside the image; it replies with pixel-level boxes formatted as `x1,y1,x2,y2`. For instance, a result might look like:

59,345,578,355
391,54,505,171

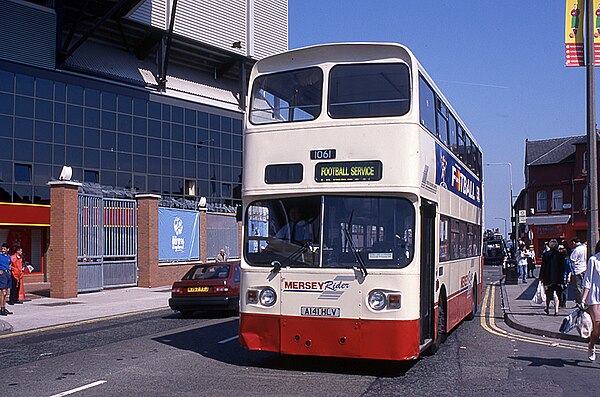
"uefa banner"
158,208,200,261
566,0,585,66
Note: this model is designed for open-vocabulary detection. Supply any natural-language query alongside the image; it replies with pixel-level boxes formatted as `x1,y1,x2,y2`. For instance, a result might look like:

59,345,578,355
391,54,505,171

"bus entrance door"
419,201,436,346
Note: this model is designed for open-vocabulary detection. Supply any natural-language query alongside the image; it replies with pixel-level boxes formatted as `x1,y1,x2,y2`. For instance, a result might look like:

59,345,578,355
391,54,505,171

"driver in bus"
275,206,312,245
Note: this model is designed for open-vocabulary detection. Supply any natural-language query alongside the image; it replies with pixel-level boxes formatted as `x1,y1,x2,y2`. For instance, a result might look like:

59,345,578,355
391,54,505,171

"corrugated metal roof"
64,41,240,111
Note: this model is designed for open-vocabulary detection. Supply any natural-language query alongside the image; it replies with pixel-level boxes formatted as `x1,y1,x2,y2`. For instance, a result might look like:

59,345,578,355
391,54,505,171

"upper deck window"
249,67,323,125
328,63,410,119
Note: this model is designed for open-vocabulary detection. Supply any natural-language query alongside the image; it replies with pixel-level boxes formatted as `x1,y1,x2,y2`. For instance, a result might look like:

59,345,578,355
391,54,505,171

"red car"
169,261,240,317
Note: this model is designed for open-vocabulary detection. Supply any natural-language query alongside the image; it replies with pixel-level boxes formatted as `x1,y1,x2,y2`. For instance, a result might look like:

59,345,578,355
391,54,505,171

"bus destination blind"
315,161,382,182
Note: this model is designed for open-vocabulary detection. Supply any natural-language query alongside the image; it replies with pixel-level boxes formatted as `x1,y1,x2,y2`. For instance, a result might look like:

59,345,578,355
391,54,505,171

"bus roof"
251,42,481,150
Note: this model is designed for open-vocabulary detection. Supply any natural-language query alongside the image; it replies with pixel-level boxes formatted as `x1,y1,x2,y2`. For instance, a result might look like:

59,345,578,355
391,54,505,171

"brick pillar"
199,208,207,263
47,181,81,298
136,194,160,288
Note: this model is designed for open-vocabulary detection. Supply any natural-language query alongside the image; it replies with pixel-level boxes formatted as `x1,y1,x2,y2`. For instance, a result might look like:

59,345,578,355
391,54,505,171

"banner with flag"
595,0,600,63
566,0,585,66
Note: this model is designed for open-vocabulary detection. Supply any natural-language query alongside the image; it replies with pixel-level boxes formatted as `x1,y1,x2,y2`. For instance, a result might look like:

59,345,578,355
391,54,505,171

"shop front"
0,203,49,283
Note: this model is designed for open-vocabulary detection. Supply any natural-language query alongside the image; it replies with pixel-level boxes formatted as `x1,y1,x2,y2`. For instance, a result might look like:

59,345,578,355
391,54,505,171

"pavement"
0,268,587,343
0,283,172,334
500,267,588,343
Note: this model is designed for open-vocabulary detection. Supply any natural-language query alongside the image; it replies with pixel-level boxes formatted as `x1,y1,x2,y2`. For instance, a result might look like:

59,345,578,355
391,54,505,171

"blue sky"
288,1,590,236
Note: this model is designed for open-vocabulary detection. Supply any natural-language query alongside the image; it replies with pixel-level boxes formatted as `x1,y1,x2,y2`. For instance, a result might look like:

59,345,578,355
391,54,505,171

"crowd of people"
0,242,26,316
515,236,600,362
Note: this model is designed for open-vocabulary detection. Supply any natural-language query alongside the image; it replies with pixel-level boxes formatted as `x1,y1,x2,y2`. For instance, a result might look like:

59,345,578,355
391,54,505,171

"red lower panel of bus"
239,313,420,361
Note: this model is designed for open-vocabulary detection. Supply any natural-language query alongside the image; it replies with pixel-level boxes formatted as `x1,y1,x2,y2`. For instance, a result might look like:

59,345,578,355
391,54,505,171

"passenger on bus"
275,206,311,245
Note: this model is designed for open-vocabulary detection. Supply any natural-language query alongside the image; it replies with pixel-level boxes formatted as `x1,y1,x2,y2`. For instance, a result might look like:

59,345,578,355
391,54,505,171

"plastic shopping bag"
559,308,579,334
577,310,593,338
531,281,546,305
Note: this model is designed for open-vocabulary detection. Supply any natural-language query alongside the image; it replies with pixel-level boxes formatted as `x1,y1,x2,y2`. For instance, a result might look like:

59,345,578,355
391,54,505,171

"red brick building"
518,135,595,258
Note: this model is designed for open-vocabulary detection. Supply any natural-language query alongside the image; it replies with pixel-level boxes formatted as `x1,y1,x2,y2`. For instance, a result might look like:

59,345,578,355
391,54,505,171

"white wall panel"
175,0,247,56
253,0,287,58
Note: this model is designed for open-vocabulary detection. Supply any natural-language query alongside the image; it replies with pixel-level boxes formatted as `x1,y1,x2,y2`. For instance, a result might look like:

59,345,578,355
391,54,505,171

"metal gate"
78,194,138,292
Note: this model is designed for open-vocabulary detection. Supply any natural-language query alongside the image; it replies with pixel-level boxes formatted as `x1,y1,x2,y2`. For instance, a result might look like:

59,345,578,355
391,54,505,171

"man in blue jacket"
0,243,13,316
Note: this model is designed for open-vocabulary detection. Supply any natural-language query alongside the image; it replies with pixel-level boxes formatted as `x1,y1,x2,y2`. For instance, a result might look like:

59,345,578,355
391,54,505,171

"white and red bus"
239,43,484,360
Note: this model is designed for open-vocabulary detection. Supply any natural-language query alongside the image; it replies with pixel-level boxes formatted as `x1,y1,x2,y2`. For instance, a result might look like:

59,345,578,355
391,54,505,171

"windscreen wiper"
270,241,312,274
343,215,368,277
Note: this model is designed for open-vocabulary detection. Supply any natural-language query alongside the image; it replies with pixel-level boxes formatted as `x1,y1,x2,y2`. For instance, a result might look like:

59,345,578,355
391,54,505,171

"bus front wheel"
427,296,447,355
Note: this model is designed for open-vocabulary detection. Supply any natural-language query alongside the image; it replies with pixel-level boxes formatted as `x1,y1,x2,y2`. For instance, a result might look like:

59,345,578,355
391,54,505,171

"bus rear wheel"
466,281,477,321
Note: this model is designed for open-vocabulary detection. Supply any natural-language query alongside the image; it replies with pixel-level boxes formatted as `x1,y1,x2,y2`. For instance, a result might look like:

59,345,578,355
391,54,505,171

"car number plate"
188,287,209,293
300,306,340,317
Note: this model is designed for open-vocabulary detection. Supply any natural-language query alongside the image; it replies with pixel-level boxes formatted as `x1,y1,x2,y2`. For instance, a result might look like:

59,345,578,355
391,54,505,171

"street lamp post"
484,162,514,253
494,217,508,241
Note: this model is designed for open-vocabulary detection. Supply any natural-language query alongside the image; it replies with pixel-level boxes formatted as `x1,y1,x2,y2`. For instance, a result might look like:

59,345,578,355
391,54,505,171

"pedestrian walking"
558,243,572,308
539,239,569,316
516,243,529,283
580,240,600,361
0,243,13,316
570,238,587,306
215,248,228,262
9,246,24,305
526,244,536,278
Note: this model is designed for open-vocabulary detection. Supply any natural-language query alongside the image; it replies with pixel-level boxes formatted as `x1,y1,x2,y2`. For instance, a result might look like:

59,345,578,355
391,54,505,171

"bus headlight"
368,290,387,311
259,287,277,307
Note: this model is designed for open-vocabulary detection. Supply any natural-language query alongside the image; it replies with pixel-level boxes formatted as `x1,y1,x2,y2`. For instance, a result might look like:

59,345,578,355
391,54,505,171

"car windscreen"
185,265,231,280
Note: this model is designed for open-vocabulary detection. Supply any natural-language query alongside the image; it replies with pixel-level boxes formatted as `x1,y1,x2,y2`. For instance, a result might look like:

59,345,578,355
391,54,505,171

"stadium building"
0,0,288,283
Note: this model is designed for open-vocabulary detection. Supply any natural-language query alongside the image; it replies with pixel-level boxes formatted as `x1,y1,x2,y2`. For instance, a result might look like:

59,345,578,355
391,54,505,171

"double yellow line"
480,281,586,352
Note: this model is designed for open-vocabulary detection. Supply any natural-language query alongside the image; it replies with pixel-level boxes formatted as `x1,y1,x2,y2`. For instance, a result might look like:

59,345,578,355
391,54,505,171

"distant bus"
484,235,508,266
239,43,484,360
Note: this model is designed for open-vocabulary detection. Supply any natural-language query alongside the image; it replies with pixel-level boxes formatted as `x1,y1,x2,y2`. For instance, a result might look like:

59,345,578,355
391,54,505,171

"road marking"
218,335,238,344
0,307,169,340
48,380,107,397
480,281,586,352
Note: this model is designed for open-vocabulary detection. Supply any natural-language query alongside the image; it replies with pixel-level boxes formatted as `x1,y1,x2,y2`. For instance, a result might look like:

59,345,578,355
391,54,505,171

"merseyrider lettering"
284,280,350,291
315,161,382,182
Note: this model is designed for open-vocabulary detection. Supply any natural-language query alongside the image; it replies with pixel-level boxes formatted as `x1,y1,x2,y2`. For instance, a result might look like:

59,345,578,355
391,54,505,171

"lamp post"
494,217,508,241
484,162,514,253
586,0,599,249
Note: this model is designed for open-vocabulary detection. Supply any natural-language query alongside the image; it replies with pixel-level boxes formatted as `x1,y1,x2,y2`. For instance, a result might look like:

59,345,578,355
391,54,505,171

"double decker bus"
239,43,483,360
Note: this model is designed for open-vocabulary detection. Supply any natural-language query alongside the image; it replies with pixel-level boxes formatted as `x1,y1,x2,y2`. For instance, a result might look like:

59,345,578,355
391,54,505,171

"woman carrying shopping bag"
581,240,600,361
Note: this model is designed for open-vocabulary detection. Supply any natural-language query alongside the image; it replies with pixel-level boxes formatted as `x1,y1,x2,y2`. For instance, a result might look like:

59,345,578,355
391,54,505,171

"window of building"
84,170,99,183
185,179,196,196
536,190,547,212
551,189,563,211
14,164,31,182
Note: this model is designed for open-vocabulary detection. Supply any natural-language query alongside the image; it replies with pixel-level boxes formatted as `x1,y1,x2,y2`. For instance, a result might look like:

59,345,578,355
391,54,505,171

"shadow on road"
511,355,598,369
153,319,415,377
